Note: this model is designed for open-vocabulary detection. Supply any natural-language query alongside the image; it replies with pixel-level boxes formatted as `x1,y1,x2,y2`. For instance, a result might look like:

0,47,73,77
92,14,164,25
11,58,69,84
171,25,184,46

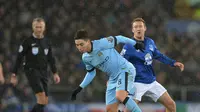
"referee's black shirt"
12,35,57,74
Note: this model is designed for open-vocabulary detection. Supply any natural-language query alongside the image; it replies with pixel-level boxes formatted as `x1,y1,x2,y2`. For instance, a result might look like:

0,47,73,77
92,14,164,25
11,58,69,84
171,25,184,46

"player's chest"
28,40,49,56
88,51,109,67
130,44,154,60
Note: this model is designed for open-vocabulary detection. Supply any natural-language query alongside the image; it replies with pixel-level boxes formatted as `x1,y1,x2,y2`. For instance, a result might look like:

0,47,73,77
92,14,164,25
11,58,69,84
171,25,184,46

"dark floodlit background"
0,0,200,112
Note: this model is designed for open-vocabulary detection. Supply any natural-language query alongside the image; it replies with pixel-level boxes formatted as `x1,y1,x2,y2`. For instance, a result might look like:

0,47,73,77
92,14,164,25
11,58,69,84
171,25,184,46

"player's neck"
134,36,144,41
33,33,44,39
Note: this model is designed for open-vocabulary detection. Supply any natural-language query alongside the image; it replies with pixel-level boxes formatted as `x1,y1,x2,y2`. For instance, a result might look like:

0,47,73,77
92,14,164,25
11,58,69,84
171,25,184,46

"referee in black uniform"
10,18,60,112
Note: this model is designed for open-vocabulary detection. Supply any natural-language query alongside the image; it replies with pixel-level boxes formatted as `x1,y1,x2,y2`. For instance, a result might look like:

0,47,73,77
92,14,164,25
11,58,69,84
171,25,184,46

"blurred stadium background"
0,0,200,112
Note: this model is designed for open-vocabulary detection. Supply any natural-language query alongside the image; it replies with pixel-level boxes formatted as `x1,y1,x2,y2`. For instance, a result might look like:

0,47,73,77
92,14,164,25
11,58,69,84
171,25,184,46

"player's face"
132,21,146,40
75,39,91,53
32,21,45,37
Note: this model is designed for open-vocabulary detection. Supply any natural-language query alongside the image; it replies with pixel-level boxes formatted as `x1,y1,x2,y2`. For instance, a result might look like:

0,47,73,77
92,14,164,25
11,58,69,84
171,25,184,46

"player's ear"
144,25,147,32
132,26,134,33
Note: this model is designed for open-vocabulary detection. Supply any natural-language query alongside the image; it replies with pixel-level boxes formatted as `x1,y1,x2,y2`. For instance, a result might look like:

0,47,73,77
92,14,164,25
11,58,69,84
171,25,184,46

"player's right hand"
71,86,82,101
10,73,18,86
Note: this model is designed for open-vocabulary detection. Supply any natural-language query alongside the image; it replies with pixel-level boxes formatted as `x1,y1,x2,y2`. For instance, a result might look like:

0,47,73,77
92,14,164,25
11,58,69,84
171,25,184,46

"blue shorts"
106,67,136,105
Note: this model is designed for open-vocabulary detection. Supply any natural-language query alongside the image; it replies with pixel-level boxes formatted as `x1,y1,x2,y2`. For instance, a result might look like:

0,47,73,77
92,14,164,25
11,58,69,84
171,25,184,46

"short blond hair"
132,18,146,26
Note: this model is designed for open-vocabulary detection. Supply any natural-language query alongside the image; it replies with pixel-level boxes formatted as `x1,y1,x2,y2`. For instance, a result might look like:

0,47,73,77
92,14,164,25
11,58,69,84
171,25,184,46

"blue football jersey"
121,37,176,84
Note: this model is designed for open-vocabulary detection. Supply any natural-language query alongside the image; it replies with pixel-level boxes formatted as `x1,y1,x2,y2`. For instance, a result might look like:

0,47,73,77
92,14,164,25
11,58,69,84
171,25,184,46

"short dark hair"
74,29,89,40
132,18,146,26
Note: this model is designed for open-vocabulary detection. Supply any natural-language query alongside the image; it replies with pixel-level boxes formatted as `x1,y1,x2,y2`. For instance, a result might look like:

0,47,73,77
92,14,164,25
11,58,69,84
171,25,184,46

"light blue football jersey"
82,36,135,80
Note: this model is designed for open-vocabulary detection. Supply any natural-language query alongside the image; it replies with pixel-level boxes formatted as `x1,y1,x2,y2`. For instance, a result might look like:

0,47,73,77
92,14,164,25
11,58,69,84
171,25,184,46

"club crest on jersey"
149,44,154,51
144,53,152,65
98,51,103,57
107,37,113,43
32,47,38,55
44,48,49,55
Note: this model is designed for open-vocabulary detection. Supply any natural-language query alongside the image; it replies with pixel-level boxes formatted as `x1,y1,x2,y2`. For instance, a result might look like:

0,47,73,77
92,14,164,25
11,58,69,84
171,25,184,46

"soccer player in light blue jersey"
71,29,143,112
121,18,184,112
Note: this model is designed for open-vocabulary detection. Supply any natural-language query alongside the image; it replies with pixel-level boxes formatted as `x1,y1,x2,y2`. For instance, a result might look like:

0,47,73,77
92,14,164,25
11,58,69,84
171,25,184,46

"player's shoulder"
91,40,101,51
144,37,153,41
145,37,155,44
21,36,33,43
123,43,133,49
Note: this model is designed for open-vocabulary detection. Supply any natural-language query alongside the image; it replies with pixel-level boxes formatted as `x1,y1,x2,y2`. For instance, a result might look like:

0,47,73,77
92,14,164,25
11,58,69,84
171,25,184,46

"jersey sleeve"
80,55,96,88
94,35,136,50
79,70,96,88
12,39,29,74
47,41,57,74
82,55,95,72
120,44,131,60
93,36,117,50
151,40,176,66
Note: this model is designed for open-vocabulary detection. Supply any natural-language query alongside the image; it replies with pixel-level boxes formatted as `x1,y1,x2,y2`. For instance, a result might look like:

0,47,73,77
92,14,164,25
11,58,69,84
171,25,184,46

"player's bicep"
94,36,116,50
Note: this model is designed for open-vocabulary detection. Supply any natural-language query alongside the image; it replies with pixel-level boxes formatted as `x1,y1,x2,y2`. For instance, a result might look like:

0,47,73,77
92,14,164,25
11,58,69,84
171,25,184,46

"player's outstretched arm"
115,35,145,51
71,69,96,101
115,35,136,45
96,35,144,51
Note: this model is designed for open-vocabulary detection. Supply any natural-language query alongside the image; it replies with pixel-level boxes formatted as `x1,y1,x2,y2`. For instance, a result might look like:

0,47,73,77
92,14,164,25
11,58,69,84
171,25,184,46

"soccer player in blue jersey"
71,29,143,112
121,18,184,112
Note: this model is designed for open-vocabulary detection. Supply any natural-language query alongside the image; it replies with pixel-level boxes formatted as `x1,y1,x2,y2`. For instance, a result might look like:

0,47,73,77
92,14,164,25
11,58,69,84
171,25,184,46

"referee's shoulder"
44,36,52,44
20,36,33,43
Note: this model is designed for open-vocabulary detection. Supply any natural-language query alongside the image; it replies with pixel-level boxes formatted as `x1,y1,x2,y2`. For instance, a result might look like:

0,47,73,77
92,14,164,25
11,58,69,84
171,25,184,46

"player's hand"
174,62,184,72
71,86,82,101
0,75,5,84
134,41,145,51
53,73,60,84
10,73,18,86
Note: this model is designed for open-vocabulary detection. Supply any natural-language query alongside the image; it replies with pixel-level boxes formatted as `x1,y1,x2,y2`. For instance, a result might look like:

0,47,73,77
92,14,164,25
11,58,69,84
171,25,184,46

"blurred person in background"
0,62,5,110
0,62,5,84
71,29,144,112
121,18,184,112
10,17,60,112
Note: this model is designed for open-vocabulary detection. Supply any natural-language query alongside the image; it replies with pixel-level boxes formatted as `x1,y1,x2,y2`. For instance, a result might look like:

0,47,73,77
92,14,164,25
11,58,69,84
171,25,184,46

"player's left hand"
174,62,184,72
71,86,82,101
53,73,60,84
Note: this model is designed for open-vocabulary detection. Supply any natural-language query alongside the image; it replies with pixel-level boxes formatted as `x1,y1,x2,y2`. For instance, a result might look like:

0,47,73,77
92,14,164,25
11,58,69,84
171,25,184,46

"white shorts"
133,81,167,102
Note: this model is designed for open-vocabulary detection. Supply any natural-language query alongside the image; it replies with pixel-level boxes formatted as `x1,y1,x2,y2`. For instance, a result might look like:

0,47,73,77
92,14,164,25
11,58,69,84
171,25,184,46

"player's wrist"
76,86,83,92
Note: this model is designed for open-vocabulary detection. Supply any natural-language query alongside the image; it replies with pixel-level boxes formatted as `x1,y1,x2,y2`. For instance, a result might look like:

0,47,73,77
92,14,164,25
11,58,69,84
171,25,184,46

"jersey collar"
88,41,93,53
